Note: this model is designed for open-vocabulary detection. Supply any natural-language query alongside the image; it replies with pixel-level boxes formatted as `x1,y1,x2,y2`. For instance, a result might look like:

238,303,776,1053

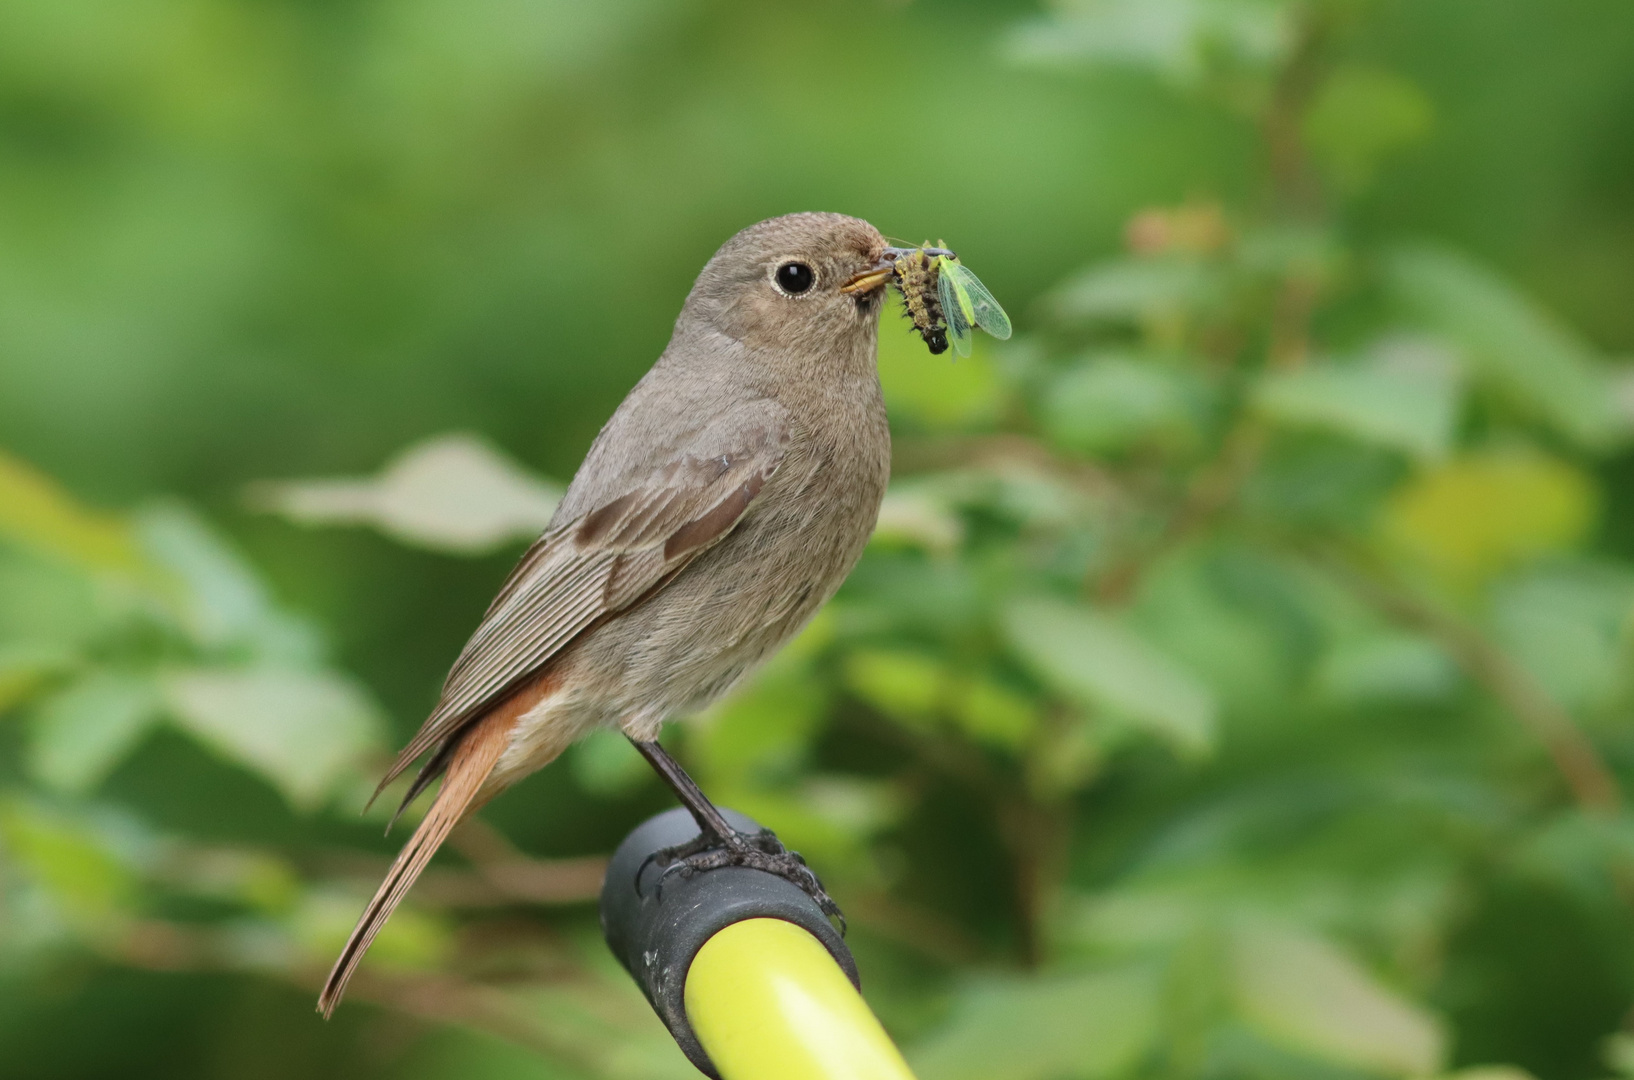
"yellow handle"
683,917,919,1080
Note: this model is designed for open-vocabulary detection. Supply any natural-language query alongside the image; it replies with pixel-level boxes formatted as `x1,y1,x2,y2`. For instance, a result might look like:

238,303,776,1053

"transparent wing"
942,261,1012,341
937,257,974,358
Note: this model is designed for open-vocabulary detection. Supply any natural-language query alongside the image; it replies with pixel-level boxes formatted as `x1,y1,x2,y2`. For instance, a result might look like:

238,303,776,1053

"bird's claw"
635,827,845,931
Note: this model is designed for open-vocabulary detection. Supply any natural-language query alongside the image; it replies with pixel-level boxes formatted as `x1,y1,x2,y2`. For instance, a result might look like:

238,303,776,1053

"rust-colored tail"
317,709,513,1016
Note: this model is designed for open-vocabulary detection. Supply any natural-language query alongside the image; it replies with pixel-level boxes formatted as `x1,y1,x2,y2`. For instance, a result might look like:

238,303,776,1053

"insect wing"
945,263,1012,341
937,257,974,357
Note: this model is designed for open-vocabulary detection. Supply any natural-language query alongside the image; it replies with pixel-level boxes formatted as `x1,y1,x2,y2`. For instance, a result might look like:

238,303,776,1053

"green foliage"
4,2,1634,1079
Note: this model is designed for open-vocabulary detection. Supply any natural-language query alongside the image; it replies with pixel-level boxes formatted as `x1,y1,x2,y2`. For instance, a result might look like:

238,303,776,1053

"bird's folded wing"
375,402,790,796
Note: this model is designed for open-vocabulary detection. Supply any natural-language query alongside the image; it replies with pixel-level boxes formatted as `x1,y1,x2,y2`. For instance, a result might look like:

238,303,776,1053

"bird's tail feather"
317,708,513,1016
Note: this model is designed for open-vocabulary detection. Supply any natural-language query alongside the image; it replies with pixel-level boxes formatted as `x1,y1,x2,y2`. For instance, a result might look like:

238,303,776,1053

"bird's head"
681,213,908,358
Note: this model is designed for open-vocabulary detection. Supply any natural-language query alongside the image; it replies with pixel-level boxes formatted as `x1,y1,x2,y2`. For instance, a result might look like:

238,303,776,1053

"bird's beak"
839,245,956,294
839,246,915,295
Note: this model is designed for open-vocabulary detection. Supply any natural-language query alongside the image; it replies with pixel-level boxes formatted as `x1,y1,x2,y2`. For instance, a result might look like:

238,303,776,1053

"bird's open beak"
839,246,956,294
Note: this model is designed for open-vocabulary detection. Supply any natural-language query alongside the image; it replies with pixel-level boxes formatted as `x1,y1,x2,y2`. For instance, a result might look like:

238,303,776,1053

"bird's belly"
560,456,884,740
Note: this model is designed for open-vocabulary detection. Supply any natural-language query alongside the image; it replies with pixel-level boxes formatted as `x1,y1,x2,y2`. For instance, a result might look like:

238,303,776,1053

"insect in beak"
840,246,953,294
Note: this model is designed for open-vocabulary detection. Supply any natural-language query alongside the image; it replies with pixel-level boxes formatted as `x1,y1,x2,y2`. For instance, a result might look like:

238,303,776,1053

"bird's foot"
644,827,845,931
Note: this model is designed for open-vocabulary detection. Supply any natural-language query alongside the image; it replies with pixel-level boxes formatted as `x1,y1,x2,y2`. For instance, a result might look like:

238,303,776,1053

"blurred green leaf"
1004,597,1217,755
292,888,451,973
0,798,136,923
249,433,563,555
841,647,1041,751
162,667,386,809
1047,257,1220,328
1043,354,1207,455
1006,0,1292,84
1490,562,1634,715
695,658,828,783
137,501,323,662
164,847,302,915
1255,341,1461,461
842,648,947,730
1125,551,1302,717
1303,66,1434,190
570,728,652,797
1230,921,1446,1077
951,676,1040,752
872,486,966,555
1511,811,1634,905
1382,450,1597,588
1386,245,1627,450
27,672,161,794
0,643,75,713
909,967,1161,1080
1605,1031,1634,1078
0,450,146,578
1313,633,1460,707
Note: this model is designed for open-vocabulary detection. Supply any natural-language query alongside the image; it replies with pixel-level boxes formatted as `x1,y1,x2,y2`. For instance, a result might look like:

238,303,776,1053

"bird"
318,212,914,1015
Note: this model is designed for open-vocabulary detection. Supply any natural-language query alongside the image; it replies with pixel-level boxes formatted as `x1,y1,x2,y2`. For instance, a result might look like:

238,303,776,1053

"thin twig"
447,818,609,904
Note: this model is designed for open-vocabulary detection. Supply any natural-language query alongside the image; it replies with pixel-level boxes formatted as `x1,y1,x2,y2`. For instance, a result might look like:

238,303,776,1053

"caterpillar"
892,247,949,355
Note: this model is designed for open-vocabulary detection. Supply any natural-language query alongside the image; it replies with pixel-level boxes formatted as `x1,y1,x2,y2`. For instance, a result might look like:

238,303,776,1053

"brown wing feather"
372,416,788,803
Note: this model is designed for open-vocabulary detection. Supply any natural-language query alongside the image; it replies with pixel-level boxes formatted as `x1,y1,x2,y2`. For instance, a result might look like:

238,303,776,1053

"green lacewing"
935,255,1012,358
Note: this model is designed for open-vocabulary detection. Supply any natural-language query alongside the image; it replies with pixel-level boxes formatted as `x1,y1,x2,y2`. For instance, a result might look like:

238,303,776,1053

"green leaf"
1005,0,1292,84
872,485,966,555
1255,339,1461,461
0,450,146,579
293,889,451,973
842,648,947,729
951,676,1040,751
1047,257,1218,326
1004,598,1217,755
27,672,162,793
162,667,386,809
570,728,652,796
1314,633,1459,707
1489,563,1634,716
1042,354,1205,455
909,967,1161,1080
137,502,321,662
0,642,75,713
1385,245,1627,450
1302,66,1434,190
1230,921,1446,1077
249,433,562,555
694,662,829,783
0,797,136,922
1383,451,1597,588
1512,811,1634,906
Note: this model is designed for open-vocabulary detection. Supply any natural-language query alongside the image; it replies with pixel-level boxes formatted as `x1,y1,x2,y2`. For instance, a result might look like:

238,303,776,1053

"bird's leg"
628,738,844,928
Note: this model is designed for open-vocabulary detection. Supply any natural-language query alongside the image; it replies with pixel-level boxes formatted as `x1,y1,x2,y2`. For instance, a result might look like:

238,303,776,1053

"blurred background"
4,0,1634,1077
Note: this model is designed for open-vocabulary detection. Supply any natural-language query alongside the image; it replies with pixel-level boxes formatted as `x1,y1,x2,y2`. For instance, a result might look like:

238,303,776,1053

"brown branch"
109,917,639,1074
891,432,1120,498
841,890,989,967
446,818,608,905
1260,5,1332,216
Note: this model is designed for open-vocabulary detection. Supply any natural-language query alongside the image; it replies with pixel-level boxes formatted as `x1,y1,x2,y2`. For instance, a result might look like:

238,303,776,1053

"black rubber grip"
598,807,858,1078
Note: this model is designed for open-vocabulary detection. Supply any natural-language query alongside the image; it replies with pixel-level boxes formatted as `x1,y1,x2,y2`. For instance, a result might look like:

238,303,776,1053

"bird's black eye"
774,261,815,295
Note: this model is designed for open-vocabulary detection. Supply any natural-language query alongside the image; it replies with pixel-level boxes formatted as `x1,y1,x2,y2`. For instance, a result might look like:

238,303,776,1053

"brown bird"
319,212,913,1015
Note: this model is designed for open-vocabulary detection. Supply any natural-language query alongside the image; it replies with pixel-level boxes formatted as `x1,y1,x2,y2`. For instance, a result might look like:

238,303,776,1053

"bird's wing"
376,401,790,801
